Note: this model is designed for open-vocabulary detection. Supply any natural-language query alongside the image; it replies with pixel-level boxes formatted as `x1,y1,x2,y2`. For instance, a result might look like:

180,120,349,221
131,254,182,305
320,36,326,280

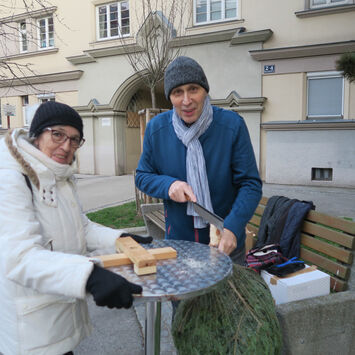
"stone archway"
110,73,170,173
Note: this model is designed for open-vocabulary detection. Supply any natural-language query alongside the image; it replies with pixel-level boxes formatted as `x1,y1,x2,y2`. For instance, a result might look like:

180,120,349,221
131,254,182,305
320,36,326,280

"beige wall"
262,73,305,123
243,0,355,48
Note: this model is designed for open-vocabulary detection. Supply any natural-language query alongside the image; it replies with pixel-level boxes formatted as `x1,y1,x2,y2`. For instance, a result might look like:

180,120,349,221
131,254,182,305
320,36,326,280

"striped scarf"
172,95,214,228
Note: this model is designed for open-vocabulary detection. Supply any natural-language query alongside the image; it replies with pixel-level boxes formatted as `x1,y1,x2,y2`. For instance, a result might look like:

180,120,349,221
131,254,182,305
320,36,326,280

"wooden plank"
302,221,354,249
249,214,262,227
246,223,259,236
134,264,157,276
116,237,156,269
330,276,347,292
301,233,353,264
300,248,349,280
146,212,166,231
151,210,165,224
97,247,177,268
260,196,269,205
255,204,265,216
306,210,355,235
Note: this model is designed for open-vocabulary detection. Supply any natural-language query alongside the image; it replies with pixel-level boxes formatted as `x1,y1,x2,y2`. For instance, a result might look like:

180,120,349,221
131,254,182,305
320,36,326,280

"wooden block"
116,237,156,268
148,247,177,260
96,247,177,268
134,264,157,275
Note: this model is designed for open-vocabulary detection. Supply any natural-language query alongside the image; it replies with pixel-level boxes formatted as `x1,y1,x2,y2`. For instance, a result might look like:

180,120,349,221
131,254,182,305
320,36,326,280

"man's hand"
168,180,196,202
218,228,237,255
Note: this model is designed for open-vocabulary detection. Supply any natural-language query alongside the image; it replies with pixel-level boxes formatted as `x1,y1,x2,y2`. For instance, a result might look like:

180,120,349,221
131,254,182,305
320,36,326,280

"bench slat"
146,212,166,231
249,214,262,227
151,210,165,224
330,276,347,292
301,233,353,264
255,205,265,216
300,248,349,280
302,221,354,249
307,210,355,235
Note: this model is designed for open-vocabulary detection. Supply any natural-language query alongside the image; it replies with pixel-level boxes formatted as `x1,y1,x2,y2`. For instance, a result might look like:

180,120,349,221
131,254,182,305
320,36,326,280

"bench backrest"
246,197,355,292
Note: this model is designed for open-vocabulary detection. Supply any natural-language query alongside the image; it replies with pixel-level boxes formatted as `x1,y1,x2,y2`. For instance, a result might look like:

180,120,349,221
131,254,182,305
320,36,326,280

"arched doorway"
111,74,170,173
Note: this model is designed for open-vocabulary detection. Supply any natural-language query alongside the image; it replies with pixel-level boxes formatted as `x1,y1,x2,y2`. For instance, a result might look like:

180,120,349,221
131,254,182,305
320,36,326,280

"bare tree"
0,0,61,87
122,0,187,108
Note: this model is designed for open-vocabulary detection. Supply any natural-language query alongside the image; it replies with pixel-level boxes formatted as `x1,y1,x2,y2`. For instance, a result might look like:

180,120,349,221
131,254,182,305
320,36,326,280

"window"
37,16,54,49
307,72,344,119
194,0,237,25
38,93,55,103
310,0,352,8
97,1,130,40
21,95,29,106
312,168,333,181
19,21,28,52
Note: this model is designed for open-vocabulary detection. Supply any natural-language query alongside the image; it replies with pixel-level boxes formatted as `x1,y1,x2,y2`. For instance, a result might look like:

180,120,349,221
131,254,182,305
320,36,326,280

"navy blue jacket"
135,106,262,250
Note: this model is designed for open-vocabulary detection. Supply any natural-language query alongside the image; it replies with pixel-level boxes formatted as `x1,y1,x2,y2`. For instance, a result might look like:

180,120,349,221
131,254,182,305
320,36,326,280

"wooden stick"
96,247,177,268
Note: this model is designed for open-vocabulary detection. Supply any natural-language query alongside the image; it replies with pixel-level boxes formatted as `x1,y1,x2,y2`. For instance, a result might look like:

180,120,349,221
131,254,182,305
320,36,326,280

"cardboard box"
261,265,330,305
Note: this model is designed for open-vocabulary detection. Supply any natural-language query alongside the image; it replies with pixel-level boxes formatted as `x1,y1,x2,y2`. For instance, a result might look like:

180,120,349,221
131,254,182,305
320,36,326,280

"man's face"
169,83,207,125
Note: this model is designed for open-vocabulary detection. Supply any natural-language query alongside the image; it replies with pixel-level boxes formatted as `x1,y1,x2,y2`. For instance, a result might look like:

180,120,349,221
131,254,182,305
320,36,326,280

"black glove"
86,265,142,309
120,232,153,244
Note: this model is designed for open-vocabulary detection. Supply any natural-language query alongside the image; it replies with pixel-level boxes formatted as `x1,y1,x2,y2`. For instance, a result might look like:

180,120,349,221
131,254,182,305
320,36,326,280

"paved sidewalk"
74,174,355,354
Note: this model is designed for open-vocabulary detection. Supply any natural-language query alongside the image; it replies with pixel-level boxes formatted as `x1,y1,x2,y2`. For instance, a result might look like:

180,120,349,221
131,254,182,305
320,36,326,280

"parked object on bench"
255,196,314,258
245,243,287,273
247,196,355,292
265,257,305,277
261,265,330,305
172,264,282,355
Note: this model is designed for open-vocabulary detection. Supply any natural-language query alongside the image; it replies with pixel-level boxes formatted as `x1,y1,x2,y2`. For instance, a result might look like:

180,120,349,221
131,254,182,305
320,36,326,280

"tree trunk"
150,86,157,109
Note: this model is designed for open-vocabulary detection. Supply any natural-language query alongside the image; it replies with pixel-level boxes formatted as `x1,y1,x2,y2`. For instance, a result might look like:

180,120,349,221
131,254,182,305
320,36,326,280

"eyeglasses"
44,128,85,148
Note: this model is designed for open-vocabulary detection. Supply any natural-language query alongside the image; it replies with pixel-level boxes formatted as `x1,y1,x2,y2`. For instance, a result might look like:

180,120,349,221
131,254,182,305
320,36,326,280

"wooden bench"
246,196,355,292
140,197,355,353
140,203,165,239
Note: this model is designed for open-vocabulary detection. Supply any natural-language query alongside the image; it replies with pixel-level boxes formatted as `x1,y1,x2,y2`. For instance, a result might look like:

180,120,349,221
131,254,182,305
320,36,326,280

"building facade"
1,0,354,186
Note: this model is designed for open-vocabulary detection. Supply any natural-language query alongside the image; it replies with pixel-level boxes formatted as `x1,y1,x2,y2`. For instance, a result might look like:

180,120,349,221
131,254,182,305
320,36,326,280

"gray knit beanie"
30,101,83,139
164,56,209,99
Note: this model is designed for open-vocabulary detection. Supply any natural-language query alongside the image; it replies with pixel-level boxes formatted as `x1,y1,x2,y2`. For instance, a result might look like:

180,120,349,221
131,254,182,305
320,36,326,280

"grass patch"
87,201,145,229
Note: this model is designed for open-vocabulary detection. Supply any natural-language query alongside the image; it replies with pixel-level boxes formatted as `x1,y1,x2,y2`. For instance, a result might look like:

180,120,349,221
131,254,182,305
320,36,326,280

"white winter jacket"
0,129,124,355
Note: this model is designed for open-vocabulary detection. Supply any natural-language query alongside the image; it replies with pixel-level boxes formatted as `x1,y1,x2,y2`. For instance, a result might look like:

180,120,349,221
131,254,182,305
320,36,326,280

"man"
135,56,262,264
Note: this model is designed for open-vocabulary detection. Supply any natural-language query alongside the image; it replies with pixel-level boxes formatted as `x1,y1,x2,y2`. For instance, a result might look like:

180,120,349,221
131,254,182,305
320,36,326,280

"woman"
0,101,148,355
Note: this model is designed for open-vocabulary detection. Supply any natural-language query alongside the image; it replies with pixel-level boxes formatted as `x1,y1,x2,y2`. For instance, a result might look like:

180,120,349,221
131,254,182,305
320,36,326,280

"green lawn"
86,201,145,229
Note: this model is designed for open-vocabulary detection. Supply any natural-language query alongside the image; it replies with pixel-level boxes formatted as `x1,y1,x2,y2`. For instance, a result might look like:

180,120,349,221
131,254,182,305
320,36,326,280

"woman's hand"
86,265,142,309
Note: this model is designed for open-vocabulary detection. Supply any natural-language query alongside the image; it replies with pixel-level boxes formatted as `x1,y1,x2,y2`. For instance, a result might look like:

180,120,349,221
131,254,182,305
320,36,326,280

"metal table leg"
145,301,162,355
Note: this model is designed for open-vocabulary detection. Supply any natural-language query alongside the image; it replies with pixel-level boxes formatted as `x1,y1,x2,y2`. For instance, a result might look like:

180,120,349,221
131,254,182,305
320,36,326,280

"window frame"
306,71,344,120
37,16,54,50
37,93,55,103
310,0,352,9
96,1,130,41
19,21,28,53
193,0,238,26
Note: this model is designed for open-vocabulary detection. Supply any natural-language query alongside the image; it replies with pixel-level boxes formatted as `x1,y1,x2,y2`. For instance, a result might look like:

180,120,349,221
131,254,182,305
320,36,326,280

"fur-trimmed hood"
0,128,77,207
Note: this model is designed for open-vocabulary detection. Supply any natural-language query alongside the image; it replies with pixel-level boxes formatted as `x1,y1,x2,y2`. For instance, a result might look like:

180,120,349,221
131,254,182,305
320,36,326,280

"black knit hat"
30,101,83,139
164,56,209,100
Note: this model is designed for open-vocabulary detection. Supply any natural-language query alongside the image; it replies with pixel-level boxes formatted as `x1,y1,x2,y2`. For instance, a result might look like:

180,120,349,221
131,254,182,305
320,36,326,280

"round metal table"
109,240,233,355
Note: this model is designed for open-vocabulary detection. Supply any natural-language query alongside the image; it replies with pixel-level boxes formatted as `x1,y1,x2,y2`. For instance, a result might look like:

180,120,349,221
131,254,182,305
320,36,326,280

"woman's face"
34,125,80,165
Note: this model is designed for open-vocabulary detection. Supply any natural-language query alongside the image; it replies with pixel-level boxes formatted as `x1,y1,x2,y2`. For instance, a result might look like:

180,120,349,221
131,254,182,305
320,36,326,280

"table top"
110,239,233,303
